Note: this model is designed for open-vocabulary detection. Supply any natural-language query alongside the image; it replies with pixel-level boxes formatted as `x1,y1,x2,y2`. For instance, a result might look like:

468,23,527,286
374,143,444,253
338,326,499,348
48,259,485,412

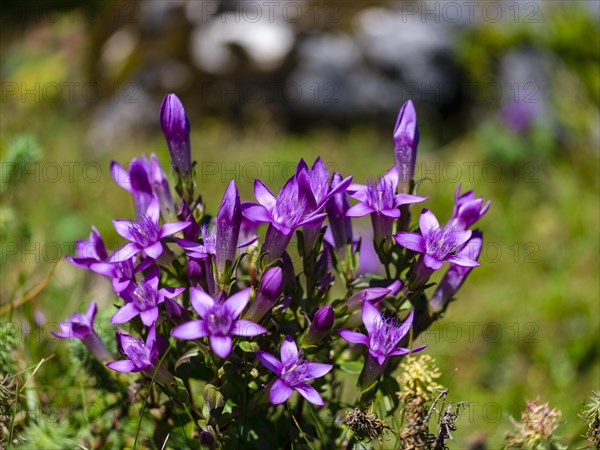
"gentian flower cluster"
57,95,489,446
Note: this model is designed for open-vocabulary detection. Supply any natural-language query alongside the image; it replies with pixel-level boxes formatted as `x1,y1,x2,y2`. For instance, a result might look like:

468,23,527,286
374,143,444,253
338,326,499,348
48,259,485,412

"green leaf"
238,341,259,353
339,361,363,375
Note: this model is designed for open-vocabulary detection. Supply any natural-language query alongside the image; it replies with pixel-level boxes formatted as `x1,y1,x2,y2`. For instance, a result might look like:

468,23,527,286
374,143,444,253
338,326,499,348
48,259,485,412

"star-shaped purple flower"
347,167,427,246
171,288,267,359
52,302,112,363
394,209,479,271
111,194,189,262
110,266,184,327
90,257,151,294
257,336,332,406
448,185,490,231
242,176,326,261
339,302,426,366
67,226,109,270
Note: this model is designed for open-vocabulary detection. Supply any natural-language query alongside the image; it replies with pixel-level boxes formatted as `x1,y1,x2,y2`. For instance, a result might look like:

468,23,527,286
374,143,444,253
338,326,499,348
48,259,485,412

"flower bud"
393,100,419,193
216,179,242,273
242,267,284,323
304,305,334,345
160,93,192,178
326,172,353,256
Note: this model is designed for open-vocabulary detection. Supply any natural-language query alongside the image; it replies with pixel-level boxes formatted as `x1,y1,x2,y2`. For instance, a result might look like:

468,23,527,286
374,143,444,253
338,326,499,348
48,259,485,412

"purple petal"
452,229,472,248
210,335,232,358
380,208,401,219
160,287,185,299
297,213,327,228
85,301,97,323
300,361,333,381
190,288,214,317
396,310,414,340
140,307,159,327
144,241,163,259
382,166,399,192
111,303,140,324
110,161,131,192
270,379,293,404
338,329,369,346
171,320,208,340
347,183,368,201
113,220,135,241
394,232,424,252
159,221,190,238
146,195,161,224
389,347,411,357
224,288,251,318
280,335,299,364
294,383,324,406
109,243,140,262
410,344,427,353
89,262,116,277
328,175,353,198
256,350,283,374
362,301,383,337
446,253,480,268
106,359,138,373
395,193,428,206
254,179,277,210
231,320,267,337
424,254,444,270
346,203,375,218
419,209,439,236
146,323,157,349
241,204,272,223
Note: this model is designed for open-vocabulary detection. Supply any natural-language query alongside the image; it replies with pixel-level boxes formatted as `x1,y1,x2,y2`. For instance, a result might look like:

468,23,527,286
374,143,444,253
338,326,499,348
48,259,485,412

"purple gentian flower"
430,231,483,313
216,180,242,273
111,267,185,326
160,93,192,178
241,266,284,323
52,302,112,363
90,257,151,294
394,209,479,288
107,324,173,385
339,302,426,388
448,185,490,231
242,177,326,261
171,288,267,358
67,226,109,269
111,194,190,262
347,167,427,247
304,305,334,346
257,336,332,406
393,100,419,193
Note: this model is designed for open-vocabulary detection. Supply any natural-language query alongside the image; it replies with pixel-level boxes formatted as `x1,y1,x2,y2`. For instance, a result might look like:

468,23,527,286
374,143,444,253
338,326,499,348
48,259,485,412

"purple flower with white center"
216,180,242,273
111,267,184,327
257,336,332,406
171,288,267,359
67,226,109,269
242,176,327,262
107,325,173,385
52,302,112,363
242,266,284,323
339,302,426,388
347,167,427,247
111,194,190,262
448,185,490,231
160,93,192,178
430,231,483,313
393,100,419,193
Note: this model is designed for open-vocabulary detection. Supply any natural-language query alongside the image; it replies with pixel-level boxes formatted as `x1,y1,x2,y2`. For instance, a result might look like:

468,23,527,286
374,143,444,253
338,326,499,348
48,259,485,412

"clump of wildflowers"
505,398,565,450
56,95,491,447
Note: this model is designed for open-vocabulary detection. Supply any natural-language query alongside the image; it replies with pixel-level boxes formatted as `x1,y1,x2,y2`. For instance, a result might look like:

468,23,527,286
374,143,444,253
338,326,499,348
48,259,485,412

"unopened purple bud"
304,305,334,345
177,199,199,241
216,179,242,273
393,100,419,193
199,431,216,450
430,231,483,313
326,172,353,255
160,93,192,177
242,266,283,323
